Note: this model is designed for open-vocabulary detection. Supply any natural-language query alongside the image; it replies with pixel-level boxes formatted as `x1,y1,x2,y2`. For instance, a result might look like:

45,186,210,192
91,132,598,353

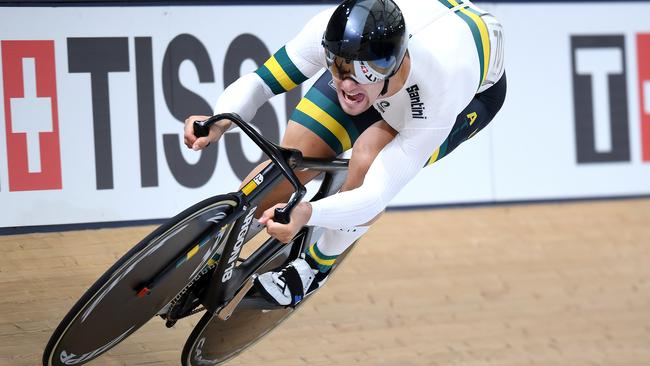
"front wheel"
43,194,239,366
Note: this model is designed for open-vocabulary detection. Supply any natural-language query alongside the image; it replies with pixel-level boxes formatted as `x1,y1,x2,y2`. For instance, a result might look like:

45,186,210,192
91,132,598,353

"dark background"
1,0,648,6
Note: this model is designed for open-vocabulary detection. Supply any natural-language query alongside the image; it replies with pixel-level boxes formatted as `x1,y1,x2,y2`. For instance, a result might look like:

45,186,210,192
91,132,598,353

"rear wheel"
184,306,293,366
181,243,357,366
43,195,239,366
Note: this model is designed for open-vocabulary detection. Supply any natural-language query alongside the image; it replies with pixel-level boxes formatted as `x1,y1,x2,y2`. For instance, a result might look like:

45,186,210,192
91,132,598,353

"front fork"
209,227,310,318
200,164,346,316
201,162,284,314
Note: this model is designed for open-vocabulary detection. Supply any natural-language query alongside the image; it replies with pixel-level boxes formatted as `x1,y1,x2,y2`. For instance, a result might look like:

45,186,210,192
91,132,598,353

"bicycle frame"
43,113,352,366
193,113,350,315
201,162,347,314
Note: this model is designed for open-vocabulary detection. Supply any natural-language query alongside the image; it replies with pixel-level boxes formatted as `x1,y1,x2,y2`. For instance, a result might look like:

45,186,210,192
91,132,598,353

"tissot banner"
1,3,649,228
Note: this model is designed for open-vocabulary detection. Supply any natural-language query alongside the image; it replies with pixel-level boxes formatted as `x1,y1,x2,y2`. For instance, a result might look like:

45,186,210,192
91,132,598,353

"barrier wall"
1,2,649,229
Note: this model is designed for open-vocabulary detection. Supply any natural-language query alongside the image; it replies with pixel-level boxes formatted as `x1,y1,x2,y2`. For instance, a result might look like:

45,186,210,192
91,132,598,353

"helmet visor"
325,49,396,84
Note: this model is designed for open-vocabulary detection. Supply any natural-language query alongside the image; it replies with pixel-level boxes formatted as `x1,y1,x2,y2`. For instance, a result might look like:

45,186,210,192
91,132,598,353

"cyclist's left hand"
259,202,312,243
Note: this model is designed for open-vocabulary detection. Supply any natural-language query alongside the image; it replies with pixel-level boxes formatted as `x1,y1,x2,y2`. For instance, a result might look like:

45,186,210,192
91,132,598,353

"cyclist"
184,0,506,307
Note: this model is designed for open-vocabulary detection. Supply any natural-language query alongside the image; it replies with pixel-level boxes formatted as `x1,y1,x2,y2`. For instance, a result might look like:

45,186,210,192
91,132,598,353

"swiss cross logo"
2,40,62,191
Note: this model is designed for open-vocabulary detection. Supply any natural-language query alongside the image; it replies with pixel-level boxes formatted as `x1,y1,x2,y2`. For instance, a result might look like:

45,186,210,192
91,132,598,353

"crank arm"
216,275,257,321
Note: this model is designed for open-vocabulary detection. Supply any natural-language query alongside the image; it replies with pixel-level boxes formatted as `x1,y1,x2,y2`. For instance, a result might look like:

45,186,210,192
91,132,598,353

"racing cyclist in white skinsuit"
183,0,506,306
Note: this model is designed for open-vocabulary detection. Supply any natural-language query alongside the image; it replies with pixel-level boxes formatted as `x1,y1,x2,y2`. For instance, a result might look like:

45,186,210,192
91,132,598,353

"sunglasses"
324,49,396,85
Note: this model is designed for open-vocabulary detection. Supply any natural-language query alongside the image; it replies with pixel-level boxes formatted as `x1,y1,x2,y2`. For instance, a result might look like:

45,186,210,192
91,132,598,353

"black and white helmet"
322,0,408,84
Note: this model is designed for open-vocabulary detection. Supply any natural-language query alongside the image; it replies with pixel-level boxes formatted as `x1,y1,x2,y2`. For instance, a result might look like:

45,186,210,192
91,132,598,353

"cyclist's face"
329,60,385,116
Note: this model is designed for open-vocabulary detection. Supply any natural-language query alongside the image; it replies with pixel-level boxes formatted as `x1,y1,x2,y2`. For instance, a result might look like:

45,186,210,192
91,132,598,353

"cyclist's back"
185,0,507,307
375,0,505,131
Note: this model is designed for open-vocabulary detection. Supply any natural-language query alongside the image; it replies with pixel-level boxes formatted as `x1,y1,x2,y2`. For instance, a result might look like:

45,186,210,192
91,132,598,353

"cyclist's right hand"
184,115,232,151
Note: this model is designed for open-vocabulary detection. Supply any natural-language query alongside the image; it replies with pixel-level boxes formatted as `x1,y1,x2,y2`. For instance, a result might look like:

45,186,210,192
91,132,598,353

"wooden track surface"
1,199,650,366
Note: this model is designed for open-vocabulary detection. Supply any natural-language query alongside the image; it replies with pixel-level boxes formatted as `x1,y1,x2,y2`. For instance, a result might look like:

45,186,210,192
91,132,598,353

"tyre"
43,195,239,366
181,242,357,366
183,306,293,366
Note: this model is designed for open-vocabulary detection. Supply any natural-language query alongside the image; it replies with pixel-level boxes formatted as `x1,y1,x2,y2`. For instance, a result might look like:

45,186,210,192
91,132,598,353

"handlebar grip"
193,113,306,226
193,120,211,138
274,207,291,225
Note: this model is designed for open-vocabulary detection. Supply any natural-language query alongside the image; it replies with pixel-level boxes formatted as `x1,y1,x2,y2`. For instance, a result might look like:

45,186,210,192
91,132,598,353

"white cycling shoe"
255,255,327,307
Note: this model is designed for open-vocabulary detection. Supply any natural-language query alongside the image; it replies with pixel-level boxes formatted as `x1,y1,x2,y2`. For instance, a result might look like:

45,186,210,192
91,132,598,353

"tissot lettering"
223,34,283,181
68,37,130,190
406,84,426,119
4,34,288,194
162,34,217,188
571,35,630,163
135,37,159,187
222,207,257,283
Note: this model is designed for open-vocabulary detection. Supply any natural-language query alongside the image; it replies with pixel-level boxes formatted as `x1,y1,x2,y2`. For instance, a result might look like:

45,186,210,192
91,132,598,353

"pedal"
165,319,177,328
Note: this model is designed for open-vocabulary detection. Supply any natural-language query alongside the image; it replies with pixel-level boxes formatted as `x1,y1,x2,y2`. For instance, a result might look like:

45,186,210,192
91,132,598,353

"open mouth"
342,90,365,104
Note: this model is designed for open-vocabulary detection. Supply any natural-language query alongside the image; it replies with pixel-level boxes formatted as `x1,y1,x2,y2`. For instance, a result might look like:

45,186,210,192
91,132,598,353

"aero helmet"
322,0,408,85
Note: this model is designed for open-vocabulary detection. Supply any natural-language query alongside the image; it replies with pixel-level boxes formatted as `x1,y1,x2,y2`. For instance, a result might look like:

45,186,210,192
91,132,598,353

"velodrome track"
2,199,650,365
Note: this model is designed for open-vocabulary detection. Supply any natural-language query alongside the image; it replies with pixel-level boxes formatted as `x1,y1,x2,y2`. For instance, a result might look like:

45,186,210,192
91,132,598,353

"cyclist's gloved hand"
259,202,312,243
184,115,231,151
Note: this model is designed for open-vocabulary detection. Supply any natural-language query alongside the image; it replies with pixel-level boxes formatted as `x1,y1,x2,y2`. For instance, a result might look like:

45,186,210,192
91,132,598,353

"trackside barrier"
1,1,649,229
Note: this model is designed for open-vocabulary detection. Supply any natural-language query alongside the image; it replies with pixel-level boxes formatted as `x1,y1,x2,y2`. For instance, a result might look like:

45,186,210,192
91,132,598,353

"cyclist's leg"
340,120,397,192
281,97,397,283
254,73,385,305
424,72,507,166
301,121,395,277
295,82,393,258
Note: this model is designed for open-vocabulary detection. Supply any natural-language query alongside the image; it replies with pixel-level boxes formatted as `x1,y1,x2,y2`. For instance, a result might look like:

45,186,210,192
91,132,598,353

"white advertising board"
0,2,649,229
395,2,650,205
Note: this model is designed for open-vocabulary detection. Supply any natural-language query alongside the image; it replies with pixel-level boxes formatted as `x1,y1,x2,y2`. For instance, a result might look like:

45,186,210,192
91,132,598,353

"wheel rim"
45,199,237,366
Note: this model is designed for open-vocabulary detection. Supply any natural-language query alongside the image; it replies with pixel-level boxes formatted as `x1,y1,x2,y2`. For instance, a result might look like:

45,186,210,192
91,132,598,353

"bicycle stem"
193,113,307,224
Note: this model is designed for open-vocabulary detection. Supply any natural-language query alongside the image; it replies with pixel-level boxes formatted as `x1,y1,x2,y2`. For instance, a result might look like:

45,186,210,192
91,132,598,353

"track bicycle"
43,113,356,366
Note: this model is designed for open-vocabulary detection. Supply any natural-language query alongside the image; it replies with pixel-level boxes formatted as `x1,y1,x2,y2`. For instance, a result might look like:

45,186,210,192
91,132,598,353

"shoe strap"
282,265,305,307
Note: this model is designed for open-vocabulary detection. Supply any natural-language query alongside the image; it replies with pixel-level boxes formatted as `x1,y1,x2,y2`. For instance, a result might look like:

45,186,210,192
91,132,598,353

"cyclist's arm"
214,8,333,123
306,75,479,229
307,119,453,229
306,44,483,229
